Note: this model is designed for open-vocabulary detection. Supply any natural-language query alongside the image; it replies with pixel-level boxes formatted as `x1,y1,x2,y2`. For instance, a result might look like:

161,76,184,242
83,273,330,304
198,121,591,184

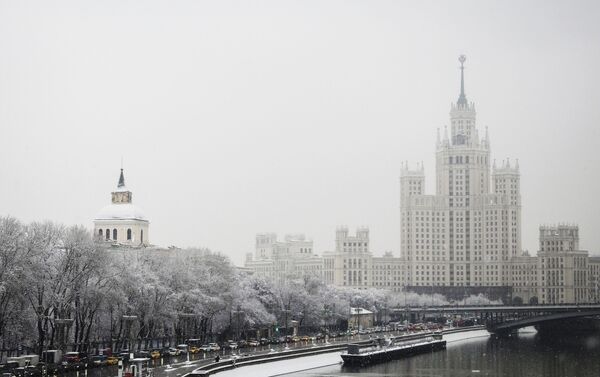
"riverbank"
199,327,490,377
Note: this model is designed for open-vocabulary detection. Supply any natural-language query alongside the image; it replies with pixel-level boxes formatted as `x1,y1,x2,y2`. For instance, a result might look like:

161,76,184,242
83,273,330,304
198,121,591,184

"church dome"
95,203,147,221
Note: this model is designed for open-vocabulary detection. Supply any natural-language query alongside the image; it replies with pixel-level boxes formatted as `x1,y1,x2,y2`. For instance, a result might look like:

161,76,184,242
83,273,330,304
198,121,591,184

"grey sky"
1,0,599,265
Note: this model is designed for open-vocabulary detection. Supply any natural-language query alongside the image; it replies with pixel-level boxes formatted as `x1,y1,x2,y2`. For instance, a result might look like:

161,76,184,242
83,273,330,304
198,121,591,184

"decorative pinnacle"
457,55,468,106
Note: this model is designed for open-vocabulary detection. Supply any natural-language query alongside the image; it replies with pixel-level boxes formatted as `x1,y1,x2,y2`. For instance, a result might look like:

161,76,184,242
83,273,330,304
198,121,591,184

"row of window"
98,228,140,242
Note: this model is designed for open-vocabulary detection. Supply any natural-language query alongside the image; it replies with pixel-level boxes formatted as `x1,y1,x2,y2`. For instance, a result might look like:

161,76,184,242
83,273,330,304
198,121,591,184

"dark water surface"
283,332,600,377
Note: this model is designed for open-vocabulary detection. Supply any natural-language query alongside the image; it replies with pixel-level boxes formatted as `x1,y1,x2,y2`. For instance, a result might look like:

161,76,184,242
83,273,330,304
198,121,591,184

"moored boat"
341,332,446,366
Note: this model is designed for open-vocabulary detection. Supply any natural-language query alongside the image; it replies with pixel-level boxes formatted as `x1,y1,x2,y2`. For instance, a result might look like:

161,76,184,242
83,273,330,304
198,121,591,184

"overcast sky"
1,0,599,264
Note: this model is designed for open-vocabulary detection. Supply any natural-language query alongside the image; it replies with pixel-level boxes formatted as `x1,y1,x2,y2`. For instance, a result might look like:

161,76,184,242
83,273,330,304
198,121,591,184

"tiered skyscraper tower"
400,56,521,295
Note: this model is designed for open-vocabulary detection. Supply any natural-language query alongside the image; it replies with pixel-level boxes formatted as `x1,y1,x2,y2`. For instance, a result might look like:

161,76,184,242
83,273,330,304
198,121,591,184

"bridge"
390,304,600,334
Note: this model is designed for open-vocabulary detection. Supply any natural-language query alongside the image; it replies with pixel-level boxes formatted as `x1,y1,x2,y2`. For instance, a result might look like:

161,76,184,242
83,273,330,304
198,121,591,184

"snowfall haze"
1,0,599,264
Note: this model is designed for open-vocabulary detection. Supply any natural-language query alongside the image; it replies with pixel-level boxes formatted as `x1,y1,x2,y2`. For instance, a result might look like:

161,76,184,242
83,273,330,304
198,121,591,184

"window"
141,230,144,243
99,229,103,237
127,229,132,241
106,229,110,240
113,229,117,240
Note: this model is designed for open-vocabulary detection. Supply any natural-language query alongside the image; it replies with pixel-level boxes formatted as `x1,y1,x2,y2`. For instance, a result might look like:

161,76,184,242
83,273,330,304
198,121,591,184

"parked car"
106,357,119,366
237,339,248,348
208,343,220,351
150,350,161,359
167,348,181,356
62,352,88,365
198,344,211,352
117,351,131,361
91,355,107,367
247,339,259,347
226,341,238,350
259,338,270,346
134,351,151,359
189,346,200,354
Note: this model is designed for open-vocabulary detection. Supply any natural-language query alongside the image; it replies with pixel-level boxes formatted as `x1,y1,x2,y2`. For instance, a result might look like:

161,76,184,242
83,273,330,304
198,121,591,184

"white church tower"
94,169,150,246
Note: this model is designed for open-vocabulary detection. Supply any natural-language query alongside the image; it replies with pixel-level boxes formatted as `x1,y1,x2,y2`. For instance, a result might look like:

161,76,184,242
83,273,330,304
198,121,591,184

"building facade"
241,56,599,304
245,233,322,282
401,55,520,293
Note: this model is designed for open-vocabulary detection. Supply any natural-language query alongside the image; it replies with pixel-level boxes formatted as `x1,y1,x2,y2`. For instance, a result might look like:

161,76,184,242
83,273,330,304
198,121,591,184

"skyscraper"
400,56,521,297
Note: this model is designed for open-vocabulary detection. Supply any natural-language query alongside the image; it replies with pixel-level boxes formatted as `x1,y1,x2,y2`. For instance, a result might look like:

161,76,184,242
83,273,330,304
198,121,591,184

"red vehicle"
62,352,88,365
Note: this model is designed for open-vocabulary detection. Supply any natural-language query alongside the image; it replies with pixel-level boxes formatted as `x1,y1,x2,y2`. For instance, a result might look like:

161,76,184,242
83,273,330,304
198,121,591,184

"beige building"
401,56,521,292
94,169,149,246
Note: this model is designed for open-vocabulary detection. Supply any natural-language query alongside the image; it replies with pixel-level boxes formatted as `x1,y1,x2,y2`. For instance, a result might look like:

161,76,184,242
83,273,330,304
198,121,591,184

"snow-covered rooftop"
95,203,148,221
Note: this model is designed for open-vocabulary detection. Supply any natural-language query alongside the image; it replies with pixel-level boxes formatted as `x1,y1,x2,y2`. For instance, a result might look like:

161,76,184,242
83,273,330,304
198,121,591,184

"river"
280,329,600,377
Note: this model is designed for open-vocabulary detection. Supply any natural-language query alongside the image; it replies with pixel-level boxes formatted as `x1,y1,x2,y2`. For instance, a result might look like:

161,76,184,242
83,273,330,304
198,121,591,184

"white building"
245,233,322,282
93,169,149,246
537,225,589,304
242,57,599,304
400,55,521,298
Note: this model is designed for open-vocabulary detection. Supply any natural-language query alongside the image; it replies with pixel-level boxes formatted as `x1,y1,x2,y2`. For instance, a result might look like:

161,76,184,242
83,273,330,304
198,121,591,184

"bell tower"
111,169,133,204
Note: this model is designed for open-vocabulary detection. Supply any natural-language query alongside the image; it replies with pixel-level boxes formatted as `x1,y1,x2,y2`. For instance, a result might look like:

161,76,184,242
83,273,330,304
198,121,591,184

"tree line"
0,216,496,355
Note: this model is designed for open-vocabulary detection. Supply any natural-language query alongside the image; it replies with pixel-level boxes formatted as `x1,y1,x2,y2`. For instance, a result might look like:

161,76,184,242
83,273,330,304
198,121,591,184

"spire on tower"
118,169,125,188
457,55,468,107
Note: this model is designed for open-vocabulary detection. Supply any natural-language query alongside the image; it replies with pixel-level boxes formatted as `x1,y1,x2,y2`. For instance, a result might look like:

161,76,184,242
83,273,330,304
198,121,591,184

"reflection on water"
283,332,600,377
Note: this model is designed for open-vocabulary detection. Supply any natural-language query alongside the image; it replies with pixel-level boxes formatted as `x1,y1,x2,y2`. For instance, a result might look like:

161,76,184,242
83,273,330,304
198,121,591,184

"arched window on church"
99,229,103,237
106,229,110,240
141,230,144,244
113,229,117,240
127,229,132,241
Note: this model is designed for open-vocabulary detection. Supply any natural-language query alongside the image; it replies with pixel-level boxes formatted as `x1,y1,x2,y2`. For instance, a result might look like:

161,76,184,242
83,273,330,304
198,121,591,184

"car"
237,339,248,348
167,348,181,356
62,352,88,365
118,351,131,361
189,346,200,354
150,350,161,359
208,343,220,351
91,355,107,367
300,335,310,342
199,344,211,352
291,336,300,342
227,341,238,350
247,339,259,347
259,338,269,346
106,357,119,366
134,351,151,359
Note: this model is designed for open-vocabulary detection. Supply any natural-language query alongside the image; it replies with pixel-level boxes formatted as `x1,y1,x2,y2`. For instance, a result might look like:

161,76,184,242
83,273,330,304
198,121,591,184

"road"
60,331,412,377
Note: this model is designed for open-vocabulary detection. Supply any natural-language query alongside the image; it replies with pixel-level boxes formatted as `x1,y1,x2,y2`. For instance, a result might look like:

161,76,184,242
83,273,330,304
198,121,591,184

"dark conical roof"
118,169,125,188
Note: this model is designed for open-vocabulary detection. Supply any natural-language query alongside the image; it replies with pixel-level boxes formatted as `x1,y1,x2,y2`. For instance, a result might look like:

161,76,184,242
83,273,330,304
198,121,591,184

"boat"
341,332,446,366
